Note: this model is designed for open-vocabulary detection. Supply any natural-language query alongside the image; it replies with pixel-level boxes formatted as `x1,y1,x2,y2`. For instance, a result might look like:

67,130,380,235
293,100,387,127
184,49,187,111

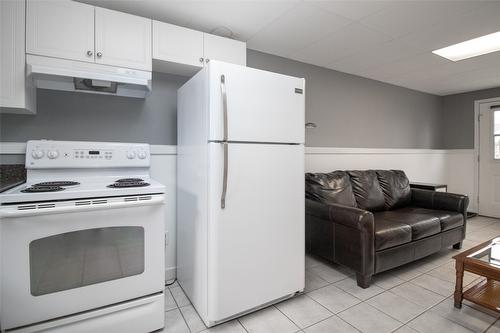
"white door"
153,21,204,69
207,143,304,322
479,100,500,218
95,7,152,71
26,0,94,63
208,61,305,144
203,33,246,66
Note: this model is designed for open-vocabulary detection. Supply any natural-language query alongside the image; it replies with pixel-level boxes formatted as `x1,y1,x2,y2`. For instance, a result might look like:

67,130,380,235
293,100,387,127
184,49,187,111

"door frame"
474,97,500,215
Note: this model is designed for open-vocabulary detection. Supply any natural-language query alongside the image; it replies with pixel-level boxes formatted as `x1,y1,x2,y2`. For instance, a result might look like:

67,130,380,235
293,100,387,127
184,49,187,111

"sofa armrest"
411,189,469,214
305,198,375,277
328,203,374,232
305,198,330,220
305,198,373,230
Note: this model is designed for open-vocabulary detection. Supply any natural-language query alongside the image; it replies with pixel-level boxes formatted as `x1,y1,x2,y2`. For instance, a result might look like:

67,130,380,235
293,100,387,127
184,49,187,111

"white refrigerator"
177,61,305,327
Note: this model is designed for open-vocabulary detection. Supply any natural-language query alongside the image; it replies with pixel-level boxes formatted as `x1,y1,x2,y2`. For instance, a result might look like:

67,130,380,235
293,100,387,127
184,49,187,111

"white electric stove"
0,140,166,333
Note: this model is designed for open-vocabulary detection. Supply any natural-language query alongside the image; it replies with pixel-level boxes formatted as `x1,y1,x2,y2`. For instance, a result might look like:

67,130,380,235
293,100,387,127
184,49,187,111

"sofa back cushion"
305,171,357,207
347,170,385,211
376,170,411,209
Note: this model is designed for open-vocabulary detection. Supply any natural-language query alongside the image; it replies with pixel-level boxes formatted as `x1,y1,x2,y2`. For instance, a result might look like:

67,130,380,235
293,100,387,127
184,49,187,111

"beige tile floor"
159,216,500,333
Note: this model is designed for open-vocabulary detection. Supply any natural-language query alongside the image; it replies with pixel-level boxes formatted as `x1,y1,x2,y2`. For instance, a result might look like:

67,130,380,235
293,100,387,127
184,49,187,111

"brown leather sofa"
305,170,468,288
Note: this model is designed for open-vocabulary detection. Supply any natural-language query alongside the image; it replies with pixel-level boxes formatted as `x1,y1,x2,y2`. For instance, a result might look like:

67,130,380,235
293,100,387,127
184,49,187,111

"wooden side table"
453,237,500,312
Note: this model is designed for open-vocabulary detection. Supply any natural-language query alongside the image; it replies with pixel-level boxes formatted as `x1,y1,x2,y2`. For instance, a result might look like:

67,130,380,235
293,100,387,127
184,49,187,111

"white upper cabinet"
1,0,35,114
26,0,94,63
153,21,204,72
26,0,151,71
95,7,152,71
153,20,246,75
25,1,246,80
203,33,246,66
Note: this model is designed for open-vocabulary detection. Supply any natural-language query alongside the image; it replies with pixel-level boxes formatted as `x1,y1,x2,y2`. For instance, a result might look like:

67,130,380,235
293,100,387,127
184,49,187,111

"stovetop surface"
1,140,165,205
0,178,165,204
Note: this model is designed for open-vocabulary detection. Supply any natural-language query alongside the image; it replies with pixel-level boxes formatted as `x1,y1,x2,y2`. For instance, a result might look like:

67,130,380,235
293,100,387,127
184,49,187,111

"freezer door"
207,142,305,322
208,61,305,144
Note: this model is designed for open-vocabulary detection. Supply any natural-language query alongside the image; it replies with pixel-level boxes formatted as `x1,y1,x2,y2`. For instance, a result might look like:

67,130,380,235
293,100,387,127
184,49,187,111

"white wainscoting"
305,147,476,212
0,143,476,281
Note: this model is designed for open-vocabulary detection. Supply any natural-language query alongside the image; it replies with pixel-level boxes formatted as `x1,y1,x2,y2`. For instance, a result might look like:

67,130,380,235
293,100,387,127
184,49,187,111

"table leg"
454,260,464,308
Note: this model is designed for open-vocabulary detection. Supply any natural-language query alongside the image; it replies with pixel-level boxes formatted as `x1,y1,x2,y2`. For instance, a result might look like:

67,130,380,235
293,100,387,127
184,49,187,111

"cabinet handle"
86,50,93,56
205,58,210,63
97,52,103,58
199,57,204,63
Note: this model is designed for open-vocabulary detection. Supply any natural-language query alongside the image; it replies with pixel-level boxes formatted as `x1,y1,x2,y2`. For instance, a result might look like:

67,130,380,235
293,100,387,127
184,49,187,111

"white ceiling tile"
360,0,483,39
395,51,500,87
361,52,450,81
327,39,422,72
457,51,500,71
246,3,353,56
379,57,500,95
402,1,500,52
78,0,298,40
307,1,391,20
289,22,393,66
426,67,500,95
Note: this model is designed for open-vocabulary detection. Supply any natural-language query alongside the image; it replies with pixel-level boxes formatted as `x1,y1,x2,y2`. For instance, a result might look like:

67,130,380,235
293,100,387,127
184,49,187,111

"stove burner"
21,186,65,193
115,178,144,183
107,181,150,188
34,181,80,187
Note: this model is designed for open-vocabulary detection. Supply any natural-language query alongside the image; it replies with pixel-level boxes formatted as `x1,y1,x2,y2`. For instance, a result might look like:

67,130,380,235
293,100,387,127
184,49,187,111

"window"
495,110,500,159
30,227,144,296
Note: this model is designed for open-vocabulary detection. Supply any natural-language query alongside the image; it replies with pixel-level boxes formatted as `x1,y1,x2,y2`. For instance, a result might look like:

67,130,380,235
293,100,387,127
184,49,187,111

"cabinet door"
1,0,35,114
26,0,94,63
95,7,152,71
153,21,203,69
203,33,246,66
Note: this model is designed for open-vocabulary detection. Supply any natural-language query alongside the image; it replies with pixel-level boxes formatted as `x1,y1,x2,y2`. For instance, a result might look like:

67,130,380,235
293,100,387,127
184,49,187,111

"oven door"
0,194,165,330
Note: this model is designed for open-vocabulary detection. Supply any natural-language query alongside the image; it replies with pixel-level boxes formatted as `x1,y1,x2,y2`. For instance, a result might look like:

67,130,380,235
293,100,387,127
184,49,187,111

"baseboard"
165,266,176,283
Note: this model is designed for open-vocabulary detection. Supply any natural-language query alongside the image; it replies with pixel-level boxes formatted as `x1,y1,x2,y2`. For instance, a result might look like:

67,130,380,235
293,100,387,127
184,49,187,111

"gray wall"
0,72,187,144
1,50,445,148
442,87,500,149
247,50,443,148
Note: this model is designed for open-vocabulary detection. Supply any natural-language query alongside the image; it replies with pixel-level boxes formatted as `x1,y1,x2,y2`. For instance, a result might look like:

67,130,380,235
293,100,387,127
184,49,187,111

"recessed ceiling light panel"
432,31,500,61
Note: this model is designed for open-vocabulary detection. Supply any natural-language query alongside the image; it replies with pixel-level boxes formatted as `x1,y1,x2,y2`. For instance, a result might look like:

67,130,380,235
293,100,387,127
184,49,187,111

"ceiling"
79,0,500,96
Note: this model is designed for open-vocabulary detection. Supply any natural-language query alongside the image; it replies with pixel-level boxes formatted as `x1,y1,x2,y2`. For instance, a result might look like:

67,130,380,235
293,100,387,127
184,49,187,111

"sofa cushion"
375,209,441,241
348,170,386,211
397,207,464,232
373,217,412,250
439,212,464,231
305,171,357,207
376,170,411,209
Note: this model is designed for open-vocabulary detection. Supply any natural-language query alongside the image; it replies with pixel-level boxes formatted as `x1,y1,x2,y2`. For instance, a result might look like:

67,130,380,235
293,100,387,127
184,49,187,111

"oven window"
29,227,144,296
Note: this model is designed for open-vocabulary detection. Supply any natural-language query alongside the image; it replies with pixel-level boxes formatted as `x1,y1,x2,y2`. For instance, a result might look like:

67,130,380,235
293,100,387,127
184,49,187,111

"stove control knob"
137,151,147,159
126,151,136,159
47,150,59,159
31,149,44,159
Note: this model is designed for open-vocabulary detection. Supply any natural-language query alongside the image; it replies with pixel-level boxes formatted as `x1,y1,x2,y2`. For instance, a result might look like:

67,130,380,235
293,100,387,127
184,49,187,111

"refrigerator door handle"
221,74,228,209
221,142,228,209
221,75,228,141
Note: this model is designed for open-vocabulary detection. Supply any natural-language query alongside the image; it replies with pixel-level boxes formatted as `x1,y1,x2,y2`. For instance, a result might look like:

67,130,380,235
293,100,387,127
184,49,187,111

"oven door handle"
0,196,165,218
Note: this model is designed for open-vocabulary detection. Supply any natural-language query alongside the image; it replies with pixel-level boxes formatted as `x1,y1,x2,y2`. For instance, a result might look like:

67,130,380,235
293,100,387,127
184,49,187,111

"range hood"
26,55,152,98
